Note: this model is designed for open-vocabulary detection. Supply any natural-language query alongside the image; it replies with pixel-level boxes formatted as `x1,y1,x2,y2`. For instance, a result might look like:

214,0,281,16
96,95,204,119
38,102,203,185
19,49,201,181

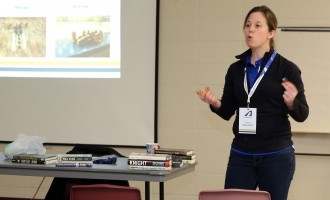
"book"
12,157,57,164
55,163,93,167
172,154,196,160
154,148,194,155
56,160,93,164
128,152,171,161
128,165,171,171
12,153,57,160
56,154,93,167
12,154,58,165
172,160,183,168
179,159,196,164
57,154,93,162
128,159,171,167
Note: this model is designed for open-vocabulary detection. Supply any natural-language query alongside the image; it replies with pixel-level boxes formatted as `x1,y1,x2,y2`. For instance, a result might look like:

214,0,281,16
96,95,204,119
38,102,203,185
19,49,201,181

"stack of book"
56,154,93,167
154,148,196,165
128,152,172,171
12,153,57,165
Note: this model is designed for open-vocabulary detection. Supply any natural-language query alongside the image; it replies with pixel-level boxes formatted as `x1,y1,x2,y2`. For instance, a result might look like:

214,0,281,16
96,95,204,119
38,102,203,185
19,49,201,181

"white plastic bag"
4,133,46,159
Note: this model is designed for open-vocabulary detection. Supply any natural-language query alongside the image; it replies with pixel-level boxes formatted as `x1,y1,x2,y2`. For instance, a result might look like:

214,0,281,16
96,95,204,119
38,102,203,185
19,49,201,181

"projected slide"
0,0,120,78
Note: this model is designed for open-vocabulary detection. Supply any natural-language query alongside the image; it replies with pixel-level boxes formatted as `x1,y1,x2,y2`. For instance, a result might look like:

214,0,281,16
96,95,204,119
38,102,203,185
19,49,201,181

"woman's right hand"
196,87,221,109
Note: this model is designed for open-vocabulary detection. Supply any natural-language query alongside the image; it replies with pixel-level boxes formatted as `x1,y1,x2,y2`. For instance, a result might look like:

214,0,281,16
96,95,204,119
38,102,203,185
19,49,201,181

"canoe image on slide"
72,30,103,48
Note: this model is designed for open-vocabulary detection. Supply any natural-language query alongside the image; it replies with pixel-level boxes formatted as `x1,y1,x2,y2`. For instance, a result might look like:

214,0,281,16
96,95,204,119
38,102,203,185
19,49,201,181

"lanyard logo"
244,110,253,117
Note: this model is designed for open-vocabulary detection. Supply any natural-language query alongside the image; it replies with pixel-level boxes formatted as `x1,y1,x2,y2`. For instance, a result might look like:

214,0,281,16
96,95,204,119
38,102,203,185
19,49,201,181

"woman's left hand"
282,80,298,110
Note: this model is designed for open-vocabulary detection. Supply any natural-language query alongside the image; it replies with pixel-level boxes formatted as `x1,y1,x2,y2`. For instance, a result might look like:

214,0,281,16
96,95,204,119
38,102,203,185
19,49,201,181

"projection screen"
0,0,158,146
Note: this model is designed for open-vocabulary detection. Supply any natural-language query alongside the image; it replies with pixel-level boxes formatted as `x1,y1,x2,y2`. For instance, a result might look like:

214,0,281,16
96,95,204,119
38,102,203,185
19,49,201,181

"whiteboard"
276,28,330,133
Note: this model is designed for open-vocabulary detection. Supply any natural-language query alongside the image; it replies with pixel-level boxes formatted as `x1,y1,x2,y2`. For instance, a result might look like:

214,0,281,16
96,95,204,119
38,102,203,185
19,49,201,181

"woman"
197,5,309,200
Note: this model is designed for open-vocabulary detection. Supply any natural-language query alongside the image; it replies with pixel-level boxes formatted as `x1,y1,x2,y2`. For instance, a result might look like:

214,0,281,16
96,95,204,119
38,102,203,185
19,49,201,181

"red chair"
70,184,141,200
199,189,271,200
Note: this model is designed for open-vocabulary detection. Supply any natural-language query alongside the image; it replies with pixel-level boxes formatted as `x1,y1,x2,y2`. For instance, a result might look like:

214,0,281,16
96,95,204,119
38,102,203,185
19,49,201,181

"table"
0,153,196,200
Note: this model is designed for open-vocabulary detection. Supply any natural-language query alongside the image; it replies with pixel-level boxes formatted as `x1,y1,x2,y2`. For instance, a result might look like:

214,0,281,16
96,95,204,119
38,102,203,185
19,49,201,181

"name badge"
239,107,257,134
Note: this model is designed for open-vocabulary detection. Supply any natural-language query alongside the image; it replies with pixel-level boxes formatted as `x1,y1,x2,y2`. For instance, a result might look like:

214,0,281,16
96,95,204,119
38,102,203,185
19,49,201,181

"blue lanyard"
244,51,277,108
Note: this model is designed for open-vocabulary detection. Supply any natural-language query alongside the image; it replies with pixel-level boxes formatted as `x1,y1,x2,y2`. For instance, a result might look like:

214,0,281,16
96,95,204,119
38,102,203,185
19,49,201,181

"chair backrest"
198,189,271,200
70,184,142,200
67,144,127,157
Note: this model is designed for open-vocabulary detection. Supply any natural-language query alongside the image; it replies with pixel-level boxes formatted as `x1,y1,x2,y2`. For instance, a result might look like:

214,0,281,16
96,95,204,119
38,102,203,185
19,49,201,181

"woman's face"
244,11,274,51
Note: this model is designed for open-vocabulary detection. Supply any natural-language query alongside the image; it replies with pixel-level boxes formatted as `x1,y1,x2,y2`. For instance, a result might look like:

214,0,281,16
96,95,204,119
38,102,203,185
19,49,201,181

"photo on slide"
0,17,46,57
55,16,111,58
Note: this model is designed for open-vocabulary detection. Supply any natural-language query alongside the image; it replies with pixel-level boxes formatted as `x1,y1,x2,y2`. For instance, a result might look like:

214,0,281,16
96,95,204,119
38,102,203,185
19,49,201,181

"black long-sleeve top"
212,49,309,153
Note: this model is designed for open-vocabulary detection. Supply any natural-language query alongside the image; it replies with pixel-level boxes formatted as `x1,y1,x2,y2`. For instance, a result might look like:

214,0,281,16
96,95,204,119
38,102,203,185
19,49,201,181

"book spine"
181,159,196,164
57,154,92,157
128,159,171,167
12,159,46,164
172,161,183,168
128,165,171,171
12,156,46,161
172,154,196,160
56,160,93,164
128,155,171,161
55,163,93,167
58,157,92,161
154,150,191,155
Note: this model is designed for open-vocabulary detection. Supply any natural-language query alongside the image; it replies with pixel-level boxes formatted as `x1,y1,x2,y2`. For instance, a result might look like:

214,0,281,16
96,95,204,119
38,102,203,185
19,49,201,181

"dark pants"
225,148,295,200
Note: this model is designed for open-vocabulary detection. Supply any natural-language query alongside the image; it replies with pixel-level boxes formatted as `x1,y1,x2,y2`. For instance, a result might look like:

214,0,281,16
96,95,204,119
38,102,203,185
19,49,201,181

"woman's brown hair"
243,5,278,50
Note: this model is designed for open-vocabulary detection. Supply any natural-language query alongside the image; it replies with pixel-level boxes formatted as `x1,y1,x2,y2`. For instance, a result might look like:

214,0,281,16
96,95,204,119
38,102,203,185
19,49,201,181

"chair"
70,184,141,200
198,189,271,200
